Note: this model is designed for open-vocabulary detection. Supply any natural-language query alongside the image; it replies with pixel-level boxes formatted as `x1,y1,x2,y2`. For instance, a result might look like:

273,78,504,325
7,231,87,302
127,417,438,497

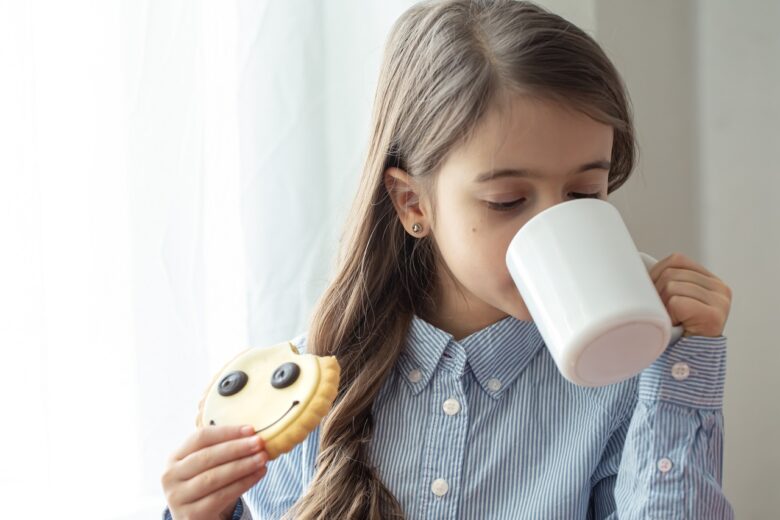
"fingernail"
240,425,254,436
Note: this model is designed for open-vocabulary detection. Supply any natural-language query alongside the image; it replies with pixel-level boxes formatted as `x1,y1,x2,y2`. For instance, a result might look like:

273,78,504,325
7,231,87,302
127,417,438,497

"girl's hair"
287,0,636,518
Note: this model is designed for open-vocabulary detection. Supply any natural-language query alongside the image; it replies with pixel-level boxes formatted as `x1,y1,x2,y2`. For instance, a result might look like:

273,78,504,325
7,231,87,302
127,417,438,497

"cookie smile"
256,400,300,433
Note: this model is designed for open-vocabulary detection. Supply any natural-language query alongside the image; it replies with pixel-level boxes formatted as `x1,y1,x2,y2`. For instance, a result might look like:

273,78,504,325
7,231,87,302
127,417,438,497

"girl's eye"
569,192,602,200
486,192,602,212
486,198,526,211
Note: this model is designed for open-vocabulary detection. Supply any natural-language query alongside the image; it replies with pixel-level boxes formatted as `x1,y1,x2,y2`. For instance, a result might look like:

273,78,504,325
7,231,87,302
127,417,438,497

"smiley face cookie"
196,340,341,460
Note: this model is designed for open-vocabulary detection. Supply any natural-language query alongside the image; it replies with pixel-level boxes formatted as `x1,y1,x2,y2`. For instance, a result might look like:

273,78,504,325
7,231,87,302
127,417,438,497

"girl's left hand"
648,253,732,338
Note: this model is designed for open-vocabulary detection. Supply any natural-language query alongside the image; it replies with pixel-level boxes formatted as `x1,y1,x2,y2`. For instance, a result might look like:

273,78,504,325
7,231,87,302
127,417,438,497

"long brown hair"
286,1,637,518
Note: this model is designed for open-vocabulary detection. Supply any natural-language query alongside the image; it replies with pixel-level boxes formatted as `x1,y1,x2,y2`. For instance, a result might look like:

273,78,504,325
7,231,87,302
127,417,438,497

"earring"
411,222,422,234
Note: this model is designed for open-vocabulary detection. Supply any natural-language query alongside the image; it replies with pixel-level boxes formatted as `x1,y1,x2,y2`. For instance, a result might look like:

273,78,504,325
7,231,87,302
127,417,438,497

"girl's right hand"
161,424,268,520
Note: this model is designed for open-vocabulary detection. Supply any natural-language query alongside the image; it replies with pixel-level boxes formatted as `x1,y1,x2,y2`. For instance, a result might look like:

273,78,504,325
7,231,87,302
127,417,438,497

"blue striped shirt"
164,313,734,519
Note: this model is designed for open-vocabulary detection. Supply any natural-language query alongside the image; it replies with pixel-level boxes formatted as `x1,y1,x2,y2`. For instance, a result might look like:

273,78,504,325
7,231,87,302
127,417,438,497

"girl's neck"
418,274,509,342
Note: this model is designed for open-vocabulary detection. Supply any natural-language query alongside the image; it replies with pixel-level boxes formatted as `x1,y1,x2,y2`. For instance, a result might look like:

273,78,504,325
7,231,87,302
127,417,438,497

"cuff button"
671,362,690,381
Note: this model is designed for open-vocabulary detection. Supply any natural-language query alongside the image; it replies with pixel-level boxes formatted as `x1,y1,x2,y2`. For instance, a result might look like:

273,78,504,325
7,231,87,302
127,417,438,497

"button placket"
421,347,467,519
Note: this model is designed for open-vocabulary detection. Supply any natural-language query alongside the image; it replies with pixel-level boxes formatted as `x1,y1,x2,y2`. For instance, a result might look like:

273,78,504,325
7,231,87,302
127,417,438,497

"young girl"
162,0,734,518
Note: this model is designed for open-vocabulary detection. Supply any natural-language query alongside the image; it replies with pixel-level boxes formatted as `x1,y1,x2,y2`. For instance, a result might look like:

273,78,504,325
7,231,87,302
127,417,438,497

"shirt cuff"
638,334,728,409
163,498,247,520
233,497,248,520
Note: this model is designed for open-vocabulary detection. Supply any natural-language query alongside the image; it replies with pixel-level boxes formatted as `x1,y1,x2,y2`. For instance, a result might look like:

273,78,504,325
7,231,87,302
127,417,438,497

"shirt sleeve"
588,335,735,519
162,497,250,520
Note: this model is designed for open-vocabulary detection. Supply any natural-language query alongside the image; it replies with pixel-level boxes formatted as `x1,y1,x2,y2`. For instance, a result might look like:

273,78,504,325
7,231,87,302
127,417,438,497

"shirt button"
671,362,690,381
408,368,422,383
487,378,502,392
431,478,449,496
657,457,673,473
442,398,461,415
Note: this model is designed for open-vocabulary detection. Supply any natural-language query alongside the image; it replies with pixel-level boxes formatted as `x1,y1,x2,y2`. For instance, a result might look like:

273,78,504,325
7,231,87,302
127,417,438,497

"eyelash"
486,192,602,211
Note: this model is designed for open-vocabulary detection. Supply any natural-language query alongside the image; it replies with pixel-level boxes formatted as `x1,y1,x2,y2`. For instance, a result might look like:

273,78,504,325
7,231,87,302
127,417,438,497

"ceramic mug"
505,198,684,387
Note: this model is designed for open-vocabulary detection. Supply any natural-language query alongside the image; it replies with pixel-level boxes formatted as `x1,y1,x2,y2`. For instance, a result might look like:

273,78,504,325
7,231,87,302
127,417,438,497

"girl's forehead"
442,96,613,182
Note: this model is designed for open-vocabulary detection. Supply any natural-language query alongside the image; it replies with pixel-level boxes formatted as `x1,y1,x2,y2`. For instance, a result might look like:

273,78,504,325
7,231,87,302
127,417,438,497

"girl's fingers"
667,295,727,337
175,434,266,482
188,465,268,517
649,252,717,282
650,257,732,338
170,425,252,463
657,279,721,308
654,267,723,296
176,451,268,505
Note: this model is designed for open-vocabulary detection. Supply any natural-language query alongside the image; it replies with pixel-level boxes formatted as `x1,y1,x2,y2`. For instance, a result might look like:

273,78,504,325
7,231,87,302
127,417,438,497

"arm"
589,335,735,519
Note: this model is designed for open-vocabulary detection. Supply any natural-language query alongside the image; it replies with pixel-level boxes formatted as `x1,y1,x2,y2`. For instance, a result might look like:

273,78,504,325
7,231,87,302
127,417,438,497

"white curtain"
0,0,413,518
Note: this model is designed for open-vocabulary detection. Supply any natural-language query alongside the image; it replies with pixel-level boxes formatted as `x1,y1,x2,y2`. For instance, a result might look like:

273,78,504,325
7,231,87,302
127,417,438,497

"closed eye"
569,192,602,200
486,198,527,211
486,192,602,212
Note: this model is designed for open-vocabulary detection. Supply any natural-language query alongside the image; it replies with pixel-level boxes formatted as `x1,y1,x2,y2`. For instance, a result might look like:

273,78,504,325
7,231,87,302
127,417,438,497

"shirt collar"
398,313,545,399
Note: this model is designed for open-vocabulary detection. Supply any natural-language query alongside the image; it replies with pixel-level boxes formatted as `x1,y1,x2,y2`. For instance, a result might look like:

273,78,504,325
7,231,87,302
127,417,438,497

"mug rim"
506,198,616,262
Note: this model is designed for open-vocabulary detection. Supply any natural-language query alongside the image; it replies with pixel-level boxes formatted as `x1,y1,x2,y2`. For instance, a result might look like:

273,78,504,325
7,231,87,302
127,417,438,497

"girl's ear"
383,167,429,234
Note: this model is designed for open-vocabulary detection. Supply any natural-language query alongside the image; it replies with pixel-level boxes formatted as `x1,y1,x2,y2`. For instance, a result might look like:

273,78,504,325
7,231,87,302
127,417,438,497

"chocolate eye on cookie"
271,362,300,389
217,371,248,396
196,341,341,460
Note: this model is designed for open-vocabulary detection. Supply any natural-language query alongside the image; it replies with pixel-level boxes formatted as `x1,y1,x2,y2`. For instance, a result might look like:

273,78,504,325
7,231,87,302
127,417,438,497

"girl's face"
386,94,614,337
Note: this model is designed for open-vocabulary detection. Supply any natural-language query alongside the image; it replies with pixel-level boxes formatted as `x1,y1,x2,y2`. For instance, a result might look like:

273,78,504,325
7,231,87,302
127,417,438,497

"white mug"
505,198,684,387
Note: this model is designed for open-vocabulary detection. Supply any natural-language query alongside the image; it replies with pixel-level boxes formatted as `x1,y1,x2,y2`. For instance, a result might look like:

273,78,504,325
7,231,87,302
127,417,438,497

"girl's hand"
649,252,733,338
161,425,268,520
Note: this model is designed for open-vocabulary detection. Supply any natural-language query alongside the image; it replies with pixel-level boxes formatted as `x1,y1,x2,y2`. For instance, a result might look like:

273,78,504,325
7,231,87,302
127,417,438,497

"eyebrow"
474,160,611,182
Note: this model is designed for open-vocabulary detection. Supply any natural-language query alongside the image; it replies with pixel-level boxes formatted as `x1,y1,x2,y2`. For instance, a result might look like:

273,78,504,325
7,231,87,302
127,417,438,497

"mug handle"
639,252,685,344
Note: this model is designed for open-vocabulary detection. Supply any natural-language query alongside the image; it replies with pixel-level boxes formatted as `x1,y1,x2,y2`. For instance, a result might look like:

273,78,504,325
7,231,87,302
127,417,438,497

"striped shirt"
164,313,734,519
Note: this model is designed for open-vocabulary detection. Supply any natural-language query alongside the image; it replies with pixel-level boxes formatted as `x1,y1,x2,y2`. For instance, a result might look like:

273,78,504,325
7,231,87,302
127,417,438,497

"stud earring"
411,222,422,234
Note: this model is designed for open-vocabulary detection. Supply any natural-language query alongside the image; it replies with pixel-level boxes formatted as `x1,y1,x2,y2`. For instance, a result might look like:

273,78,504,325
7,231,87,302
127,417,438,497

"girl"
162,0,734,518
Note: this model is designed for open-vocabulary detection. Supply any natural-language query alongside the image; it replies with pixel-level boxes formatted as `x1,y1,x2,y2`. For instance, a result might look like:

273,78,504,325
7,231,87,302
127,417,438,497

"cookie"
196,340,341,460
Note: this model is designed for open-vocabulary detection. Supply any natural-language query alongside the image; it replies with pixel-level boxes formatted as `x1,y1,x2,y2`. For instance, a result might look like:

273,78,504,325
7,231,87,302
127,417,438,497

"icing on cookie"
197,340,340,460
